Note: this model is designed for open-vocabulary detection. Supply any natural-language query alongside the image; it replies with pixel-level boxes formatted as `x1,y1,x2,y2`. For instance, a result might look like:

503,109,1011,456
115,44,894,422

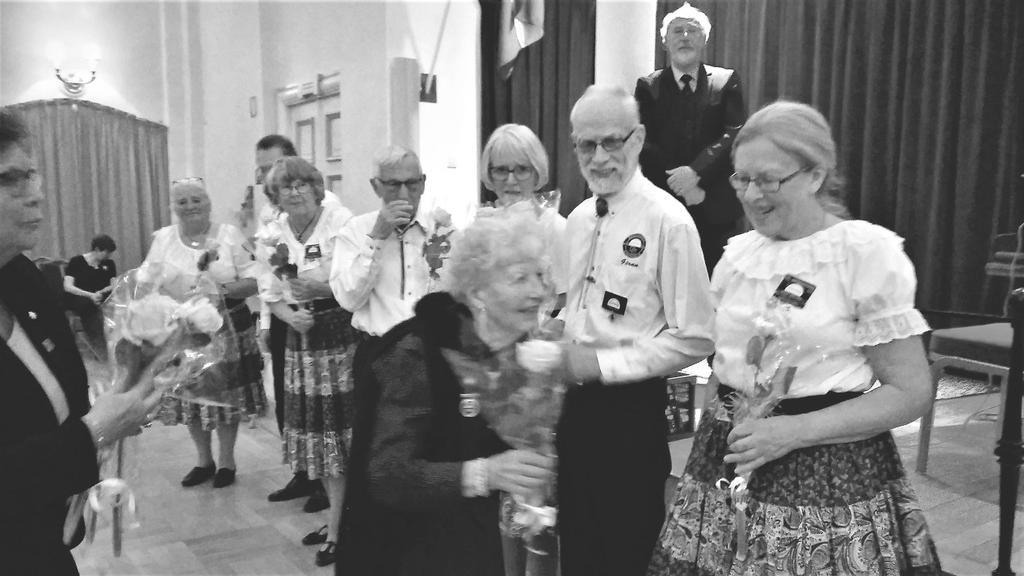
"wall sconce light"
48,43,101,97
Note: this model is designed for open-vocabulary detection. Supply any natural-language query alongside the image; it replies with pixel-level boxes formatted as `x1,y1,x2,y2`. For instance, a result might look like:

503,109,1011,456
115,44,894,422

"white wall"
0,1,167,119
385,0,480,229
259,1,389,217
595,0,657,91
0,0,528,236
194,2,264,227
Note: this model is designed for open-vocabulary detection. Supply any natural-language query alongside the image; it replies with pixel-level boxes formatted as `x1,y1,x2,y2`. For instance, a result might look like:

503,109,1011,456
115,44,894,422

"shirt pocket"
600,257,656,326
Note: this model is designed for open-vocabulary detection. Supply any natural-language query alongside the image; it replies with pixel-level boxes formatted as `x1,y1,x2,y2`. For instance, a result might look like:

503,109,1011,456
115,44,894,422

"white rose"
176,298,224,334
123,293,180,346
515,340,563,373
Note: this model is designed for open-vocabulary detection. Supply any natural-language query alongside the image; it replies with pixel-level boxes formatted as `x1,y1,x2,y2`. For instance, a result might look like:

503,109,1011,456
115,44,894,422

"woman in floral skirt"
647,101,942,575
260,156,354,567
148,178,266,489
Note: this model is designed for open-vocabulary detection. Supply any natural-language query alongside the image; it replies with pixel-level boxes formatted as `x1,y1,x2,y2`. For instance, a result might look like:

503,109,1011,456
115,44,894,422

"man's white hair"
660,3,711,42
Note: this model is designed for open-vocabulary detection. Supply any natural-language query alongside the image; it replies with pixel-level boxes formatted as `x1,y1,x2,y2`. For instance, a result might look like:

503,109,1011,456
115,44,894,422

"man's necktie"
595,196,608,217
681,74,694,96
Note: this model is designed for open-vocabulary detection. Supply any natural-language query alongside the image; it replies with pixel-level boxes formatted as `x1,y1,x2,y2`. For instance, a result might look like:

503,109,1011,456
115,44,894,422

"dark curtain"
654,0,1023,315
7,99,170,272
480,0,597,216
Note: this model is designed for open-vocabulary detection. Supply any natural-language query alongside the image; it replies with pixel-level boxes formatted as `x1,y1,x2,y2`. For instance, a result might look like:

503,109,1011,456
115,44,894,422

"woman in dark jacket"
0,108,160,575
338,208,557,576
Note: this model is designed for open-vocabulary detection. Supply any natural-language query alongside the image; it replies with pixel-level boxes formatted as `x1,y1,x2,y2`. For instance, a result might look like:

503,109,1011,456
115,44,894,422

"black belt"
224,297,246,311
717,384,862,416
288,298,340,313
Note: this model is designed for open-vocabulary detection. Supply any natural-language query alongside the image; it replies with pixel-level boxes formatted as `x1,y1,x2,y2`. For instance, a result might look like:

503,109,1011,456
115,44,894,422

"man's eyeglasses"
376,175,426,192
489,165,535,182
172,176,204,186
0,168,39,188
729,167,808,194
573,127,638,156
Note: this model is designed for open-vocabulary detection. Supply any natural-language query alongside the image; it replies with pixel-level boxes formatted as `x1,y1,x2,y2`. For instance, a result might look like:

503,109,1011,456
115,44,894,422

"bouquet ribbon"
717,476,749,562
513,499,558,536
87,478,139,528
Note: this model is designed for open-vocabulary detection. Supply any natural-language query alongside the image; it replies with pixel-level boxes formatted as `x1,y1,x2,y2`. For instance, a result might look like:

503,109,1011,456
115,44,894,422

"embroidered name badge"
459,393,480,418
622,234,646,258
773,274,816,309
601,291,628,316
304,244,322,261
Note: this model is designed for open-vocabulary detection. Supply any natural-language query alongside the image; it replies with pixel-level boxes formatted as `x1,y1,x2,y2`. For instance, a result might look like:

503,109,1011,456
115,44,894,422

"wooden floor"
73,374,1023,575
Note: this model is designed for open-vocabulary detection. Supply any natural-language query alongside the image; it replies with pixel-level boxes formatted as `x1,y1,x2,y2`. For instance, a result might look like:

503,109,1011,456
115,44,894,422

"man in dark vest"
635,2,746,273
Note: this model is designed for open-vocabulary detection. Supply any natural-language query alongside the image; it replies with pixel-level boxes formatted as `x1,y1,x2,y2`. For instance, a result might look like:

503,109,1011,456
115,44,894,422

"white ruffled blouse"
710,219,929,397
258,203,353,304
144,223,259,287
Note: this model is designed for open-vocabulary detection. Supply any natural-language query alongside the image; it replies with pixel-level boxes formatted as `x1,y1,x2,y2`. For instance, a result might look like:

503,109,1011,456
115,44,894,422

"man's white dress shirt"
330,204,451,337
561,169,715,383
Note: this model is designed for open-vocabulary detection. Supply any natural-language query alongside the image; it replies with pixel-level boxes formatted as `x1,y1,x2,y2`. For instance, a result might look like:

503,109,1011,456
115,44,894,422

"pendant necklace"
182,224,210,248
291,208,322,243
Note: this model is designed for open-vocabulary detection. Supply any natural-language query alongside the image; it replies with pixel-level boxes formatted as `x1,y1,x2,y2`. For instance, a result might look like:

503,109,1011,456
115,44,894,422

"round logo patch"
622,234,646,258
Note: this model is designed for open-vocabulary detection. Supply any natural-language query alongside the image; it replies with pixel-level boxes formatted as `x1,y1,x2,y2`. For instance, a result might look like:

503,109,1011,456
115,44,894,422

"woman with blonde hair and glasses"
480,123,567,311
647,101,942,574
146,178,266,489
261,156,354,567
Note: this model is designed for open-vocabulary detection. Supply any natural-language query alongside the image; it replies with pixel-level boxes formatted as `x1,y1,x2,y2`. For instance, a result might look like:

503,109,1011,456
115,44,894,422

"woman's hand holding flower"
724,415,807,477
486,449,555,497
287,278,329,301
287,308,315,334
516,340,563,373
82,358,167,448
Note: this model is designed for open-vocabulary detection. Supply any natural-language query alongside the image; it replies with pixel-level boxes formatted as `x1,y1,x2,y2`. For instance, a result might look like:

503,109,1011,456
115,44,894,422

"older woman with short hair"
0,107,161,575
338,208,557,576
260,156,354,567
647,101,942,574
145,179,266,489
480,123,567,305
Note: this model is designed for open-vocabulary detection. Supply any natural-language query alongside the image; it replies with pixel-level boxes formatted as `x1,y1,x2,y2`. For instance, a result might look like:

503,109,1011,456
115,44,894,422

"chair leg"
916,361,946,474
916,401,936,474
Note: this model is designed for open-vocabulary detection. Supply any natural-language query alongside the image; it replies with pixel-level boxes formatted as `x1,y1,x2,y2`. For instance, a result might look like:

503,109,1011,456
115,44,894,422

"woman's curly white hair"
444,203,553,304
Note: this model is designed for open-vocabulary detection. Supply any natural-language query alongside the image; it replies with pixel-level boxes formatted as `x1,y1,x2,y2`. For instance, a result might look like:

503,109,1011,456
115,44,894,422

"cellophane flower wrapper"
719,295,827,564
440,287,564,555
68,262,231,557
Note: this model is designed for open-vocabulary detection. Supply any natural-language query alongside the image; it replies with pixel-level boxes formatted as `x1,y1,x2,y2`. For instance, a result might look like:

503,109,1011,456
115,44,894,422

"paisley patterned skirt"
158,302,266,430
647,397,942,576
282,301,355,480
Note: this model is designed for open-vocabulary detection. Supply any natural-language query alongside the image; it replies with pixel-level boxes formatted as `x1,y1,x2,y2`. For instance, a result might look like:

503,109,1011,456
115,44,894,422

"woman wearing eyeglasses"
480,124,567,314
260,156,354,567
145,178,267,489
480,124,568,576
647,101,942,573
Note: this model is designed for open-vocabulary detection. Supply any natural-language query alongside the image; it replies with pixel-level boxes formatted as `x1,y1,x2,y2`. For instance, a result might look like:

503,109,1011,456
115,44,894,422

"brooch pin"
28,311,37,320
43,339,55,352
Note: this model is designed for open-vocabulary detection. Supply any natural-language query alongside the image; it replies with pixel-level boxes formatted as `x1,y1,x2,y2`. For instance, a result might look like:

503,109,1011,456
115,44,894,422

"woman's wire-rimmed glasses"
489,165,536,182
729,167,808,194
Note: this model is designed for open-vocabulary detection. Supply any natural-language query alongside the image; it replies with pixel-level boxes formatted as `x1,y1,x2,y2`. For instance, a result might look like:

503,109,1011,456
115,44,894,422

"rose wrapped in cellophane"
442,334,566,557
67,262,230,557
717,275,827,563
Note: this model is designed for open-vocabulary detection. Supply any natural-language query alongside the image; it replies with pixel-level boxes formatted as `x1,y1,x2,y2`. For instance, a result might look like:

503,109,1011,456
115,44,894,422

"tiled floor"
73,377,1022,575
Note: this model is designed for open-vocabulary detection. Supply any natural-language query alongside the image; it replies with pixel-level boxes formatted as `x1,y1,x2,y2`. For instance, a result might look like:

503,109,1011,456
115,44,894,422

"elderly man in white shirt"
553,85,716,576
330,145,452,373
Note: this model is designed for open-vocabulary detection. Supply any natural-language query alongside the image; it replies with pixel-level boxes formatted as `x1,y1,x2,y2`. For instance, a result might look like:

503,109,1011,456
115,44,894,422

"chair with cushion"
916,322,1012,473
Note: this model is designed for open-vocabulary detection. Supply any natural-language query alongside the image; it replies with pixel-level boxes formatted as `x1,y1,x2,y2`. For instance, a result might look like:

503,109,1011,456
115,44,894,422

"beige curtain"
7,99,169,272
